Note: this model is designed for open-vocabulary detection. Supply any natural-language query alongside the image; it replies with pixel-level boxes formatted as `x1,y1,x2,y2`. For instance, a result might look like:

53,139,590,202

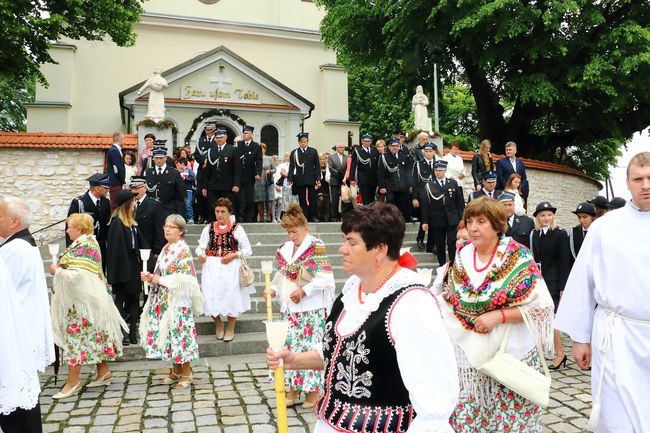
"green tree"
316,0,650,178
0,75,35,132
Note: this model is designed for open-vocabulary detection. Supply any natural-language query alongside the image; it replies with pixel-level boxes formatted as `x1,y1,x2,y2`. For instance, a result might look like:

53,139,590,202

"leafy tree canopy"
0,0,145,85
316,0,650,179
0,75,35,132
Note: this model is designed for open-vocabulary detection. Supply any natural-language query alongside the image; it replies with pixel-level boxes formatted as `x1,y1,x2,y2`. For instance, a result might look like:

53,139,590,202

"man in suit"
468,171,502,201
145,144,186,221
193,122,217,223
569,201,595,261
414,157,465,266
350,133,380,204
129,176,164,273
236,125,263,222
66,173,111,271
378,137,413,223
288,132,321,221
201,128,241,222
107,131,126,211
496,141,529,205
328,143,347,221
499,191,535,248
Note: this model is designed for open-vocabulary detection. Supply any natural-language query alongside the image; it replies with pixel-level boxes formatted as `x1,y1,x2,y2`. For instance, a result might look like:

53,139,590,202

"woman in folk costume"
49,213,128,399
436,197,554,433
106,190,145,346
268,204,335,409
267,202,459,432
196,198,254,342
140,214,203,388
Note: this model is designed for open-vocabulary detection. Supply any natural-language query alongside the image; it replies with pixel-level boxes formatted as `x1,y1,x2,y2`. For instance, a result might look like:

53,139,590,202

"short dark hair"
144,133,156,140
341,202,405,260
449,141,460,149
178,158,187,166
213,197,232,213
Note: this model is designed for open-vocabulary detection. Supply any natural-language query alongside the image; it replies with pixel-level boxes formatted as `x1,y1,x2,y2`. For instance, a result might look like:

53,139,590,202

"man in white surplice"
555,151,650,433
0,197,55,432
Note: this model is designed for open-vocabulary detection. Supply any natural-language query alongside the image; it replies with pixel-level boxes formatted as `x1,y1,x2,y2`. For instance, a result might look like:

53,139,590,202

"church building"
26,0,360,155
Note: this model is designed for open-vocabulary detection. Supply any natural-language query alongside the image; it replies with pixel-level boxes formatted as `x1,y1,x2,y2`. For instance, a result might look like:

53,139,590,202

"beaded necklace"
358,262,401,304
473,241,499,273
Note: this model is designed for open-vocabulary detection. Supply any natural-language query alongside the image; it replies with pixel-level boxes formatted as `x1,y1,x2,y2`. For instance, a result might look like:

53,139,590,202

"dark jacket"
327,152,347,187
288,146,321,187
145,164,186,215
415,171,464,228
201,144,241,191
236,140,263,184
107,145,126,186
66,191,111,267
106,216,145,286
135,195,165,272
377,151,412,193
507,214,535,248
350,146,380,186
530,227,571,297
468,188,503,202
471,153,495,187
496,157,529,199
569,225,588,261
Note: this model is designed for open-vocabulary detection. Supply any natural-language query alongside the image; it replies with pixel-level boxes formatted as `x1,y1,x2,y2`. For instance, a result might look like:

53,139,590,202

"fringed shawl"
139,239,203,350
51,234,128,347
437,236,554,404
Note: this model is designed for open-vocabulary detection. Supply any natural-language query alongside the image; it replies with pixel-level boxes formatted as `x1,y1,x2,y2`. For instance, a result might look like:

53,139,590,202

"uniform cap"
434,160,448,169
422,142,436,150
297,132,309,140
128,175,147,189
533,201,557,216
572,202,596,216
483,171,497,182
609,197,626,209
152,147,167,157
115,190,137,206
388,138,400,145
215,128,227,137
361,133,373,141
204,122,217,130
86,173,109,188
589,195,613,209
242,125,254,133
497,192,516,202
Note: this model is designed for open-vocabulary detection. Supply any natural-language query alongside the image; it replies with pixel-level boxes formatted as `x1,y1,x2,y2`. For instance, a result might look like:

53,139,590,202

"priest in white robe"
555,152,650,433
0,197,55,432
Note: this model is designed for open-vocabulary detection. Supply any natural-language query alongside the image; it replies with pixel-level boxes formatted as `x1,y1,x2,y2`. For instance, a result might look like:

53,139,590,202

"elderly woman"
107,190,145,345
196,198,253,342
140,214,203,388
268,204,335,409
437,197,554,432
49,213,127,399
268,202,459,432
531,201,571,370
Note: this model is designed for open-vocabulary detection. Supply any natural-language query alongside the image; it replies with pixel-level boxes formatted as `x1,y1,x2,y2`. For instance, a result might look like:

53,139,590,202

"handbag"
477,314,551,408
239,255,255,287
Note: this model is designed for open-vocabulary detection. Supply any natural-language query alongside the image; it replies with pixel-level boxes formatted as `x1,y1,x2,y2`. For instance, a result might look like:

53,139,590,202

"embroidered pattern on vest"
334,330,372,399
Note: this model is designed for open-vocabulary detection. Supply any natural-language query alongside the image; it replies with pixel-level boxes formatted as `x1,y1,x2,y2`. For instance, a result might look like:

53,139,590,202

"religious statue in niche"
412,85,433,132
137,67,168,122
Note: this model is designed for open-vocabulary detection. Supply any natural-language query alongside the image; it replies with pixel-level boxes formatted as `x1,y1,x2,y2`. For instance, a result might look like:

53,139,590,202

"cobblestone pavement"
32,352,592,433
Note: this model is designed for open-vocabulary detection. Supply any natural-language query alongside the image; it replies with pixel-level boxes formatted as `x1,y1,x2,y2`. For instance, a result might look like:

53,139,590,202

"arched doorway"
196,123,238,146
261,124,279,156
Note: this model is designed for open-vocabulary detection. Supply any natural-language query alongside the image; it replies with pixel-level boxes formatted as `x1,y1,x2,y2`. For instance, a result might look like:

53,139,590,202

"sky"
601,127,650,199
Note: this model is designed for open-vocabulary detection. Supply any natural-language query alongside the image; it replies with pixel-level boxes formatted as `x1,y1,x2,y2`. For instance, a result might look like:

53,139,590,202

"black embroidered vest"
206,223,238,257
316,285,419,433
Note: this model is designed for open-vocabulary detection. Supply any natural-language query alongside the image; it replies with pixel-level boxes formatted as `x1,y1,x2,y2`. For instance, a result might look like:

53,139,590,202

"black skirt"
111,248,142,295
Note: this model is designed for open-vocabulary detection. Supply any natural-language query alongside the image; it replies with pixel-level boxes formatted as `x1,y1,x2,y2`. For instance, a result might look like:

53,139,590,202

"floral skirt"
143,288,200,363
449,348,543,433
61,309,121,367
274,309,326,392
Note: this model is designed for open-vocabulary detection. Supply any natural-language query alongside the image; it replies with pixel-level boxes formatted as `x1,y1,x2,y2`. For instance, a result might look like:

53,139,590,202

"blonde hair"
463,196,508,236
479,139,493,172
534,212,557,230
113,200,137,227
281,204,308,229
112,131,123,142
627,151,650,178
67,213,94,235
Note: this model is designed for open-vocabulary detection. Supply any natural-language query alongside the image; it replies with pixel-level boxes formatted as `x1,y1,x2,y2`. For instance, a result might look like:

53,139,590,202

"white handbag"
478,314,551,408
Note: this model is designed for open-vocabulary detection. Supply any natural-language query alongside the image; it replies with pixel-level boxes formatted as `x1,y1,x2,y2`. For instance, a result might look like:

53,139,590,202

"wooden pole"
264,271,288,433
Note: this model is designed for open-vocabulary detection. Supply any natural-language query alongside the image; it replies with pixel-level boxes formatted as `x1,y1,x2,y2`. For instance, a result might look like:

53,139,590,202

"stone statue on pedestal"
412,85,433,132
137,67,168,123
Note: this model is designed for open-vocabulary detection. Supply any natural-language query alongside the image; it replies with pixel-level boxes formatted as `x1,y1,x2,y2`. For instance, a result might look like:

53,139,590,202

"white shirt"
442,153,466,180
510,157,518,171
88,190,101,207
314,268,459,433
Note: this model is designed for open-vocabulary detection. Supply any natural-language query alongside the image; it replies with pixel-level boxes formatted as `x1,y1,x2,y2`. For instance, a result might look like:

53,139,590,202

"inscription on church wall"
181,85,261,104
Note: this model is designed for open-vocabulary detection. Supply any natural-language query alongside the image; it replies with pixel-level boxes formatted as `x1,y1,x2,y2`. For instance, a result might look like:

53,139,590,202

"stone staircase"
41,221,435,362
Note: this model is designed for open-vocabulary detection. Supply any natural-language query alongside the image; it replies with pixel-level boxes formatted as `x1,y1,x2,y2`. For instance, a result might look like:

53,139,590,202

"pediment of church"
120,46,313,114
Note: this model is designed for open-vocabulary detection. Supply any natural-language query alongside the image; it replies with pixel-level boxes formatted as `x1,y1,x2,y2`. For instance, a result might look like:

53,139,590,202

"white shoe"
86,371,112,388
53,382,82,400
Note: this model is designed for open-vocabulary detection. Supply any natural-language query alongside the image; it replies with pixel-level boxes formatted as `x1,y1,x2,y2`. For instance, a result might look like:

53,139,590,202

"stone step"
182,221,423,234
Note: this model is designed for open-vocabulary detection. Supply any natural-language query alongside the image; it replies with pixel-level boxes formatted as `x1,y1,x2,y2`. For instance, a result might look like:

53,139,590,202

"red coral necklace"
358,262,401,304
473,242,499,273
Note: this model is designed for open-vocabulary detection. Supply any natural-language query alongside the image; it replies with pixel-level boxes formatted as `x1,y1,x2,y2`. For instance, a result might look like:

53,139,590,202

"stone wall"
0,148,600,244
0,148,105,244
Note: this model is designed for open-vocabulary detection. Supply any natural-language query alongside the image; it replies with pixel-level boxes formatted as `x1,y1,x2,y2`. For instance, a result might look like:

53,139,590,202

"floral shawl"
437,236,554,403
275,238,332,282
51,234,127,347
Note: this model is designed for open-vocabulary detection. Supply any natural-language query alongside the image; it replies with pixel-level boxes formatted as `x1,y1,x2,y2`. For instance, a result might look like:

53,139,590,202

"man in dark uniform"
468,171,502,201
569,201,595,261
145,145,186,220
201,128,241,222
327,143,347,221
66,173,111,271
236,125,262,222
378,137,413,222
129,176,164,273
193,122,217,223
288,132,321,221
500,191,535,248
350,133,380,205
415,158,464,266
588,195,613,219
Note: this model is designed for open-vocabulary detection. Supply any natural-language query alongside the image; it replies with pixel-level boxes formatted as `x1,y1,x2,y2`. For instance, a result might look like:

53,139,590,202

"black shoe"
417,239,425,250
130,335,138,345
122,336,130,346
549,354,568,370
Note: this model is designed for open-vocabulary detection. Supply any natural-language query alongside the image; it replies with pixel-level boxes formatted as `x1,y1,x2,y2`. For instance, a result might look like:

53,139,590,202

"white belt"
590,306,650,428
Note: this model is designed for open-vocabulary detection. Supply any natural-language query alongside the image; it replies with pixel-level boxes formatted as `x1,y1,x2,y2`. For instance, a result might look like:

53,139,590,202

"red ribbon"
397,252,418,269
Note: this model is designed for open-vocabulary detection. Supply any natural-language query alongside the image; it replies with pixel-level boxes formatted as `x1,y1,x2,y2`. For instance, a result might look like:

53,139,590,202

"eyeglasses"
164,224,180,229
